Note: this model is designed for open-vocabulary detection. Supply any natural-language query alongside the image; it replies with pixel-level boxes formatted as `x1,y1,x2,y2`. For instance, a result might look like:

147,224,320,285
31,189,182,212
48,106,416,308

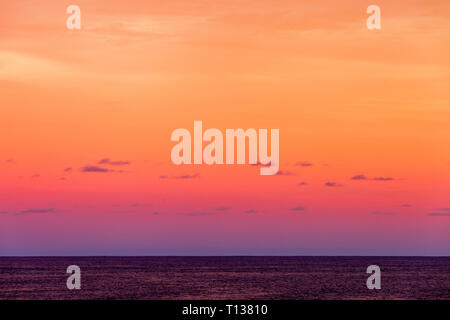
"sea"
0,256,449,299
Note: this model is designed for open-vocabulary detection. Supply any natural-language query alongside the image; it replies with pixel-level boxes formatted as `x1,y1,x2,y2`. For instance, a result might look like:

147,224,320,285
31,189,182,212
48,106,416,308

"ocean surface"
0,257,449,300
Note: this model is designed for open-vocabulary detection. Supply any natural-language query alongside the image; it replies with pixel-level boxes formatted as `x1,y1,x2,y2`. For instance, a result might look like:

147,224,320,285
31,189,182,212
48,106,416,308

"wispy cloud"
275,170,296,176
98,158,131,166
295,162,313,167
297,181,308,186
31,174,40,178
19,208,56,214
175,173,200,179
244,209,258,214
428,212,450,217
185,211,215,216
215,205,231,211
0,211,8,215
324,182,343,187
64,167,72,172
81,166,112,173
351,174,395,181
291,206,305,211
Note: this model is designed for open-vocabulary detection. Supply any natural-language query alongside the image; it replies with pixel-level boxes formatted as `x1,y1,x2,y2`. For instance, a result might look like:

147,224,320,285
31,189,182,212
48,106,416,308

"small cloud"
152,211,166,215
275,170,296,176
6,159,15,163
324,182,343,187
58,177,67,181
175,173,200,179
372,177,394,181
295,162,313,167
81,166,112,173
19,208,55,214
400,204,412,208
351,174,368,180
31,174,40,178
427,212,450,217
159,175,168,179
435,208,450,211
351,174,395,181
215,205,231,211
297,181,308,186
291,206,305,211
64,167,72,172
250,161,271,167
98,158,130,166
244,209,258,214
0,211,8,215
371,210,394,215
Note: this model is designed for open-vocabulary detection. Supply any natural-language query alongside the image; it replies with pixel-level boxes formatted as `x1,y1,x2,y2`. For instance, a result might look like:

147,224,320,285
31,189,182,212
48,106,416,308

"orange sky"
0,0,449,255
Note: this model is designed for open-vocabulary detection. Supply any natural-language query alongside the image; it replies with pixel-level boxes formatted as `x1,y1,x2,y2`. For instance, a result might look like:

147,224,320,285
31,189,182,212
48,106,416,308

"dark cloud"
244,209,258,214
295,162,313,167
250,161,271,166
152,211,166,215
175,173,200,179
351,174,395,181
428,212,450,217
351,174,368,180
159,175,168,179
0,211,8,215
81,166,112,173
291,206,305,211
6,159,14,163
275,170,296,176
297,182,308,186
58,177,67,181
372,177,394,181
98,158,131,166
20,208,55,214
64,167,72,172
215,206,231,211
324,182,343,187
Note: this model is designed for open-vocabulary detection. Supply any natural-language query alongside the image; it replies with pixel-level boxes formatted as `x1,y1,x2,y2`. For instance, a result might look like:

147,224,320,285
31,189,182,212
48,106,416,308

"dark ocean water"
0,257,449,300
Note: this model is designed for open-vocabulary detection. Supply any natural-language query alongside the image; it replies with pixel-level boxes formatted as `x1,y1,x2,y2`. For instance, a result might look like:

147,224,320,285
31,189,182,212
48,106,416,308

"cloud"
291,206,305,211
427,212,450,217
159,175,168,179
297,181,308,186
64,167,72,172
19,208,55,214
81,166,112,173
324,182,343,187
372,177,394,181
98,158,131,166
175,173,200,179
244,209,258,214
0,211,8,215
295,162,313,167
215,205,231,211
31,174,40,178
351,174,395,181
275,170,296,176
351,174,368,180
400,204,412,208
6,159,14,163
435,208,450,211
152,211,166,216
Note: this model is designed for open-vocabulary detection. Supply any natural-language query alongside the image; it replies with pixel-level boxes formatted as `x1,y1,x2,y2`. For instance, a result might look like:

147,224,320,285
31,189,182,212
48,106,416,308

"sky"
0,0,449,256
